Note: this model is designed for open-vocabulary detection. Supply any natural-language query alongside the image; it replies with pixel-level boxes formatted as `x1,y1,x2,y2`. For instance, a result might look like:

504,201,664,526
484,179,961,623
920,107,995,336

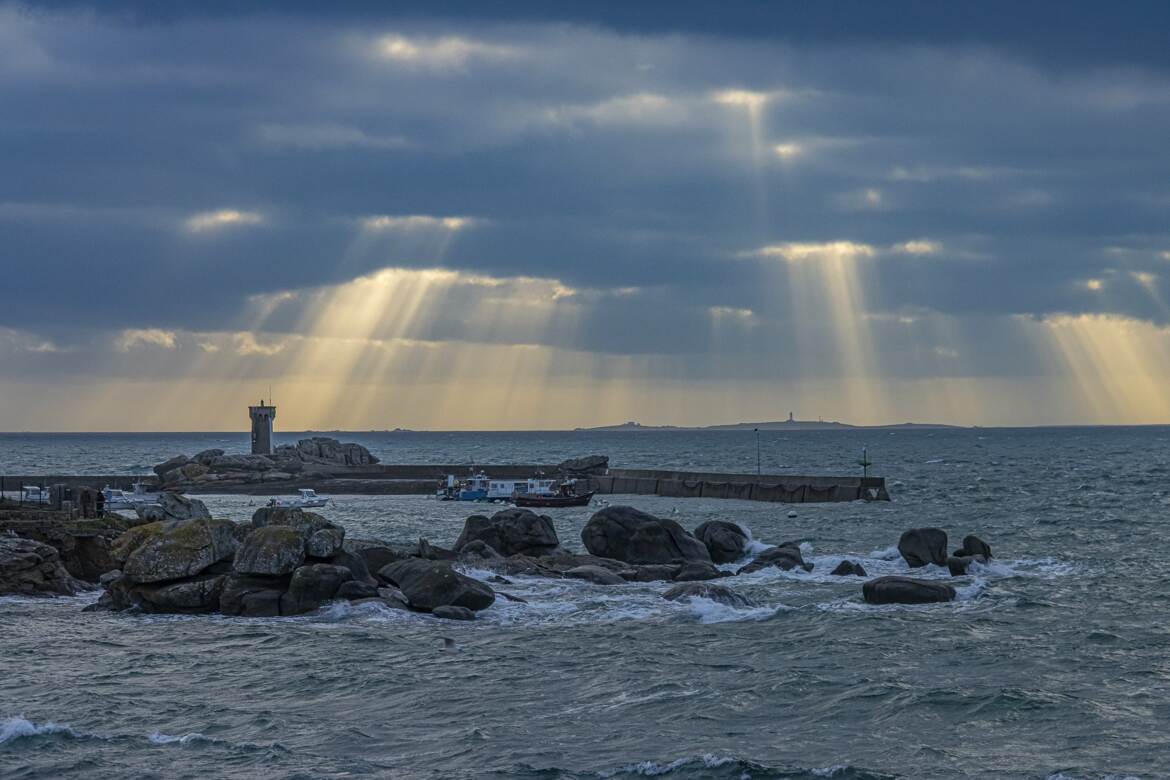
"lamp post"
858,446,872,480
755,428,761,476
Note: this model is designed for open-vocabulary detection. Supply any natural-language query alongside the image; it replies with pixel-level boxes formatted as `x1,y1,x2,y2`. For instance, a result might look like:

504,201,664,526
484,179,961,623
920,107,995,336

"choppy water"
2,428,1169,779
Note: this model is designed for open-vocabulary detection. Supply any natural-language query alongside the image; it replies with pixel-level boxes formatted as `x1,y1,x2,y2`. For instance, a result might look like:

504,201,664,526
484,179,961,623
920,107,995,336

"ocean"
2,427,1168,779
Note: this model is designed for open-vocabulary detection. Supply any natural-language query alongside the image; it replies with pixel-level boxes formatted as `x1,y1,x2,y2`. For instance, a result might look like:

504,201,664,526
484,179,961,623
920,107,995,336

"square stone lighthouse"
248,400,276,455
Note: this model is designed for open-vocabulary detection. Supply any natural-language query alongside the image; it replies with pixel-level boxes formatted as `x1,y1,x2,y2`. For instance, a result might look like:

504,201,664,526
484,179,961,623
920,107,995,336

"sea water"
1,427,1168,778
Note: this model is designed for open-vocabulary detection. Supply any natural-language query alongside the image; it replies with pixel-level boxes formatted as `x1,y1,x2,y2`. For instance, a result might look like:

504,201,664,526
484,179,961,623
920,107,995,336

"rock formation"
830,560,867,577
862,576,956,604
150,437,379,488
453,508,563,557
580,506,711,565
0,535,82,596
897,528,949,568
736,542,812,574
693,520,749,563
661,582,754,608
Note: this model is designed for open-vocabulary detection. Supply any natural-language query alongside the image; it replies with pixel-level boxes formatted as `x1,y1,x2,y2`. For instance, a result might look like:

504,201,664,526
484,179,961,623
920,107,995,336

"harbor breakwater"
1,465,888,503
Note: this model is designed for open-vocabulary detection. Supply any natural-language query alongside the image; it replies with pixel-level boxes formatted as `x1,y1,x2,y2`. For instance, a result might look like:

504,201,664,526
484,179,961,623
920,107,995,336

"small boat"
21,485,51,504
102,481,159,512
514,490,595,508
267,488,330,509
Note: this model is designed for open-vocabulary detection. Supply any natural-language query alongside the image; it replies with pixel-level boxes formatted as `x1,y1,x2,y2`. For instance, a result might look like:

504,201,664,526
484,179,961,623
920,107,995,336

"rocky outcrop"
898,528,949,568
433,605,475,621
830,560,867,577
378,559,495,613
673,561,724,581
219,573,288,617
946,555,989,576
862,576,956,605
153,455,189,478
122,517,238,584
280,564,353,615
0,535,81,596
581,506,711,565
453,508,562,557
0,511,135,582
736,543,811,575
274,437,379,466
557,455,609,476
135,493,212,524
693,521,749,563
342,538,410,573
661,582,754,608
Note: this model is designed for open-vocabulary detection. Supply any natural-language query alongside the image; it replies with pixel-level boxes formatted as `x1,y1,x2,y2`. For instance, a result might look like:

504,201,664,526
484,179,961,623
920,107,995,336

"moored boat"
102,481,159,512
514,490,595,508
267,488,330,509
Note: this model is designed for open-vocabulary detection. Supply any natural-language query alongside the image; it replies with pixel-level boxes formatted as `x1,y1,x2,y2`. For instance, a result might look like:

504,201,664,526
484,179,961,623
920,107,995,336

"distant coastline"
575,419,963,432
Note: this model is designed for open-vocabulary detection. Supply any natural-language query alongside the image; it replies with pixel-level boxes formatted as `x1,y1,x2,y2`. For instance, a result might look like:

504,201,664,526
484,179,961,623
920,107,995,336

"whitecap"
0,715,77,745
148,731,212,745
684,596,782,624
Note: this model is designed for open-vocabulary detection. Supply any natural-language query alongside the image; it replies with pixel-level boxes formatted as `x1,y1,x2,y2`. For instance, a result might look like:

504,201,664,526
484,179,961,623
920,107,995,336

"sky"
2,1,1170,431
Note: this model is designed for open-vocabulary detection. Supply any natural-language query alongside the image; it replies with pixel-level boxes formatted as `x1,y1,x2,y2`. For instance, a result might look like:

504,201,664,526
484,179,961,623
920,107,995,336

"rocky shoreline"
1,491,994,615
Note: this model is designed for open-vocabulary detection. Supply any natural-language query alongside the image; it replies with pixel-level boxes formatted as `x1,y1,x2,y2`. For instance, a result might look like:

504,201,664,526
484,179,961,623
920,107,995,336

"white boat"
102,481,159,512
267,488,330,509
21,485,51,504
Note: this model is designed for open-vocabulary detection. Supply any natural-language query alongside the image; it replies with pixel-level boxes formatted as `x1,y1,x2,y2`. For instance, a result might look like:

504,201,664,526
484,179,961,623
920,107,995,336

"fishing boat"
21,485,51,504
267,488,330,509
436,471,559,502
513,488,595,508
102,481,159,512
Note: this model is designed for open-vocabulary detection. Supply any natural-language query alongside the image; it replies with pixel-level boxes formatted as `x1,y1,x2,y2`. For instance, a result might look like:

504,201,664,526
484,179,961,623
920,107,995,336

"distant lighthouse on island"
249,399,276,455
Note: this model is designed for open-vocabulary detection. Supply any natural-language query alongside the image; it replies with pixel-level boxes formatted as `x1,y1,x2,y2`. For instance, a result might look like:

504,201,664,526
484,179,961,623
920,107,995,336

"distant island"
577,415,962,432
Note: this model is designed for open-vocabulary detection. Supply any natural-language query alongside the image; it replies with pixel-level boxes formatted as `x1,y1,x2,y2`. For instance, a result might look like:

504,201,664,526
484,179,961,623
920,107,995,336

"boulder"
557,454,609,475
326,548,376,585
121,518,238,584
219,574,289,617
453,508,561,557
0,513,132,582
208,454,276,472
564,565,626,585
130,573,226,614
250,506,332,534
416,538,457,561
955,534,993,559
459,540,502,560
693,521,749,563
111,522,164,567
830,560,868,577
862,576,956,605
736,544,811,575
342,538,410,572
0,535,79,596
336,580,379,600
630,564,683,582
306,528,344,559
432,605,475,621
946,555,989,576
233,526,306,576
673,561,724,582
898,528,949,568
179,462,210,481
275,437,379,466
135,493,212,524
280,564,352,615
661,582,754,608
581,506,711,565
152,455,189,478
376,586,411,610
378,559,495,612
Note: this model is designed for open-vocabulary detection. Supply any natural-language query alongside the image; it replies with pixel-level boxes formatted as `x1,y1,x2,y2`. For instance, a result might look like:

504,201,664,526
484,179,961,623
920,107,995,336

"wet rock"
250,506,331,533
830,560,867,577
280,563,352,615
0,513,133,582
564,565,626,585
208,454,276,472
630,564,683,582
219,574,289,617
274,437,379,466
946,554,989,576
581,506,711,565
454,508,562,557
693,521,749,563
378,559,495,612
557,454,609,475
736,544,811,575
376,585,411,609
0,535,79,596
191,448,225,467
306,528,344,559
862,576,956,605
111,522,163,567
326,548,376,585
954,534,993,559
233,526,306,576
121,518,238,584
459,540,503,560
661,582,754,608
898,528,949,568
417,537,457,561
336,580,379,600
673,561,724,582
178,462,210,481
432,605,475,621
135,493,212,524
497,591,527,604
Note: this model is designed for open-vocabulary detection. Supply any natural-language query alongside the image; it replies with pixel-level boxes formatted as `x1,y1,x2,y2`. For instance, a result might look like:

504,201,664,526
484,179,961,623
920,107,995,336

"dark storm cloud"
1,1,1169,366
